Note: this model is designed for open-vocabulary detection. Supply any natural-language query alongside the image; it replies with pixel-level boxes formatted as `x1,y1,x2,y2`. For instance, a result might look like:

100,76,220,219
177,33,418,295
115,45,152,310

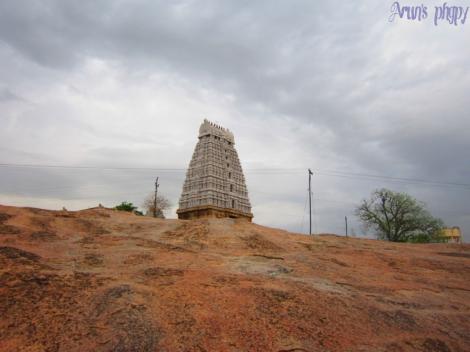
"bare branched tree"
142,194,171,218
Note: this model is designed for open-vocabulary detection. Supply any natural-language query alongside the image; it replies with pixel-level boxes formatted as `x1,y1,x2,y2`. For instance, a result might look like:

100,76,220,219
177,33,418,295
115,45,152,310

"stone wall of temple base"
177,206,253,222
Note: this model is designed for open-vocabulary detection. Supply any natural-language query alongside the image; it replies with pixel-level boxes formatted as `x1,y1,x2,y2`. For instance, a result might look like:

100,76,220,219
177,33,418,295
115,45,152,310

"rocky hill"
0,204,469,351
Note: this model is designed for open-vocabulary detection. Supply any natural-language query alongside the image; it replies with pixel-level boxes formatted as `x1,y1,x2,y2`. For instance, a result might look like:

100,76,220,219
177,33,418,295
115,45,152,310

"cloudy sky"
1,0,469,240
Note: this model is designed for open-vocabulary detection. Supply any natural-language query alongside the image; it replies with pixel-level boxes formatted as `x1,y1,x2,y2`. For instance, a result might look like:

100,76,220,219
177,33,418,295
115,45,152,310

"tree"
115,201,138,212
142,194,171,218
355,189,445,243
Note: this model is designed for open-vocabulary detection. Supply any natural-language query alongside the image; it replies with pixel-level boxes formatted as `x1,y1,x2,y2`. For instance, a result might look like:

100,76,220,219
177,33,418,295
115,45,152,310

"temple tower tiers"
177,119,253,221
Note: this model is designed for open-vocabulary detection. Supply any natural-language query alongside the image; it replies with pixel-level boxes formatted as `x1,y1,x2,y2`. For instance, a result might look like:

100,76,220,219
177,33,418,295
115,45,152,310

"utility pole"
308,169,313,236
154,177,159,218
345,216,348,237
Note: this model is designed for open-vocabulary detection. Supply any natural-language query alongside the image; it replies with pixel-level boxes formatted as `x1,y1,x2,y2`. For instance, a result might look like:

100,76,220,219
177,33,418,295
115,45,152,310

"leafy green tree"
355,189,446,243
115,201,138,212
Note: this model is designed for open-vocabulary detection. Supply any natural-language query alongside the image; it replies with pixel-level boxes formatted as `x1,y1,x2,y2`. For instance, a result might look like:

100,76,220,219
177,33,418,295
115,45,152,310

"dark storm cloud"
381,120,470,181
0,0,372,118
0,0,469,239
0,1,413,136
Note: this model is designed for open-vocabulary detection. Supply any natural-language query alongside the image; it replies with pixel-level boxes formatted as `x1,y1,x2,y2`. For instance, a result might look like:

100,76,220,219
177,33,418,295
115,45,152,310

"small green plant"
115,201,137,212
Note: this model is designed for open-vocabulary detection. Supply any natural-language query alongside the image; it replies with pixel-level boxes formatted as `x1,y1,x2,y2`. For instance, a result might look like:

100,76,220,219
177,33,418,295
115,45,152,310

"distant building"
442,227,462,244
177,120,253,221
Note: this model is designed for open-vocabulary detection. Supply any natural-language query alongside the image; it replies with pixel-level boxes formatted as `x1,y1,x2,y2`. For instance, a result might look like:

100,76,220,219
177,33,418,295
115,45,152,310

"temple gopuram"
177,120,253,221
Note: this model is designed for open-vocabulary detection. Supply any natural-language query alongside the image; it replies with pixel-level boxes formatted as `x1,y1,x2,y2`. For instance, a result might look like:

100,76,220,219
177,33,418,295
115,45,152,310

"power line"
1,162,469,189
0,163,185,171
316,171,470,189
3,177,159,194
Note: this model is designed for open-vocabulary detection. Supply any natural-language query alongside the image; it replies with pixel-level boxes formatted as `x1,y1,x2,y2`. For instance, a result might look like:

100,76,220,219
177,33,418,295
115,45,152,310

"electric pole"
345,216,348,237
308,169,313,236
154,177,159,218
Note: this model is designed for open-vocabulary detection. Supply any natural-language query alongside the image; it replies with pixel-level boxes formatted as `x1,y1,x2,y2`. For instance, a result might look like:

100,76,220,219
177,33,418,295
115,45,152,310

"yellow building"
442,227,462,244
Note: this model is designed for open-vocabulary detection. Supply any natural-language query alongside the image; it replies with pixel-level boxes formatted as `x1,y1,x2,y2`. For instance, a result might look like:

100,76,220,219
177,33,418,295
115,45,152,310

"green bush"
115,201,137,212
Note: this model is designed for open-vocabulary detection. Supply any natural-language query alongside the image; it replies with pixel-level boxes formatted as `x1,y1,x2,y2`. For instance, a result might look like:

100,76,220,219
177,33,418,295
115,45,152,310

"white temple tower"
177,120,253,221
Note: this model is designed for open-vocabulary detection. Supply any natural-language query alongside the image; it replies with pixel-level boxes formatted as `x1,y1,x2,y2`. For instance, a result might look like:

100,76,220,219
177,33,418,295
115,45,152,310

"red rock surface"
0,204,469,351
